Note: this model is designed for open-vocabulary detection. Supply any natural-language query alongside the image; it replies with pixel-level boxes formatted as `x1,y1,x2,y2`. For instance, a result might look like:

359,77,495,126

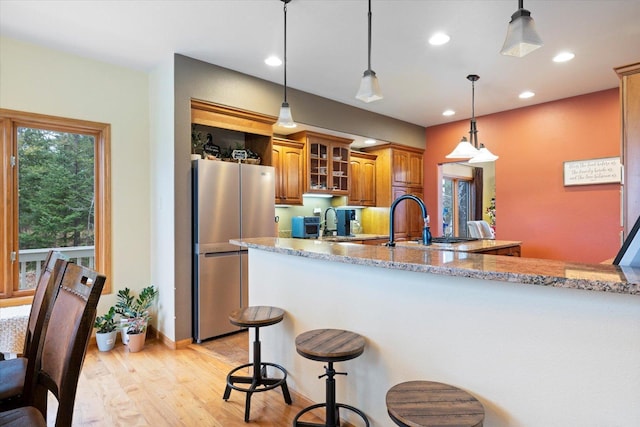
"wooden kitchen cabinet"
363,143,425,206
290,131,352,195
349,151,377,206
481,245,521,256
392,148,423,187
272,137,305,205
615,62,640,238
361,143,425,240
391,187,426,240
191,100,274,162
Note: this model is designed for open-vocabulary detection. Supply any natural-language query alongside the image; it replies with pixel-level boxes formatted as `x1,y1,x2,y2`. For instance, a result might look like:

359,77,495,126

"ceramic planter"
127,332,146,353
95,330,117,352
119,319,130,345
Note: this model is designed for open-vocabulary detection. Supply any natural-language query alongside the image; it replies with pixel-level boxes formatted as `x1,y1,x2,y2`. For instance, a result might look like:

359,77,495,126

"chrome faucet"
323,207,337,234
387,194,432,247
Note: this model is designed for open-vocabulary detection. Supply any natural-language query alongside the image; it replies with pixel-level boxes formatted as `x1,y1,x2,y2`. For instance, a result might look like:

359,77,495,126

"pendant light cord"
468,75,479,148
283,0,289,103
367,0,372,71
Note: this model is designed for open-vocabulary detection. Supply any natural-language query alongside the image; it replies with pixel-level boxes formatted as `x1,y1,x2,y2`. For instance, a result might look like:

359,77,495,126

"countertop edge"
231,238,640,296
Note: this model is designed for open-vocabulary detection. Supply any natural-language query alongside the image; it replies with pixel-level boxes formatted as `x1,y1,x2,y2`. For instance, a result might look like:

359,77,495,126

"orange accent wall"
424,89,621,263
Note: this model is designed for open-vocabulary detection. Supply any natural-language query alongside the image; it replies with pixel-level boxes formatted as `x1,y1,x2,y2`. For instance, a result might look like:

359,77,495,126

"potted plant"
125,316,149,353
191,126,202,160
115,286,158,352
94,306,118,351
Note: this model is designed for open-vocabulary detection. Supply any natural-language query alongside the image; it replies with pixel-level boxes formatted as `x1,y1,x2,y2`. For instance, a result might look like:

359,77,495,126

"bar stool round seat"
386,380,485,427
293,329,369,427
223,306,292,422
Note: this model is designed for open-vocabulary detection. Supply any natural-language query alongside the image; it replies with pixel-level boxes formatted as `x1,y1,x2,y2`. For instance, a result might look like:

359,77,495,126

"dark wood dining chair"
0,251,66,410
0,262,106,427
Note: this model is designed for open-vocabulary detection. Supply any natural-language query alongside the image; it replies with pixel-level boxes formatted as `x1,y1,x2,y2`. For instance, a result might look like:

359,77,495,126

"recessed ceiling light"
553,51,575,63
519,91,535,99
265,56,282,66
364,139,376,145
442,109,455,116
429,33,450,46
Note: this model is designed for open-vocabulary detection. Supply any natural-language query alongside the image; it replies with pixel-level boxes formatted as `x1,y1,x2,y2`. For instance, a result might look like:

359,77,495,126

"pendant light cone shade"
277,102,296,128
468,144,499,163
356,70,383,103
276,0,296,128
501,0,543,57
356,0,383,102
446,137,480,158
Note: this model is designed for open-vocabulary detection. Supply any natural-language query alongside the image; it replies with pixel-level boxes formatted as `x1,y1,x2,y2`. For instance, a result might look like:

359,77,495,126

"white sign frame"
563,157,622,186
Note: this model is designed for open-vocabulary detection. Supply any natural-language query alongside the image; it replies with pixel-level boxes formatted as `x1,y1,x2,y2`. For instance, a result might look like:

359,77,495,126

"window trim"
0,109,111,303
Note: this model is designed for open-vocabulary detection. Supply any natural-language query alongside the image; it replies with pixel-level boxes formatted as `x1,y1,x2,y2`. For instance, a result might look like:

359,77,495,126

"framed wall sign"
563,157,622,186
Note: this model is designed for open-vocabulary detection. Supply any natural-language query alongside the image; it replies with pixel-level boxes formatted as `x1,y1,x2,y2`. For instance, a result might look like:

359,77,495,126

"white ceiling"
1,0,639,128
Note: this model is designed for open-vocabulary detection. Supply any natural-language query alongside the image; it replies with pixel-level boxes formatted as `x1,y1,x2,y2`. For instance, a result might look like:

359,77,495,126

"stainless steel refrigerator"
192,159,275,342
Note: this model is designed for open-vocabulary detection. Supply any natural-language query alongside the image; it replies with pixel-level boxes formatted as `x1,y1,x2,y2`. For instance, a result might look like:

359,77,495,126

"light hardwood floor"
62,331,325,427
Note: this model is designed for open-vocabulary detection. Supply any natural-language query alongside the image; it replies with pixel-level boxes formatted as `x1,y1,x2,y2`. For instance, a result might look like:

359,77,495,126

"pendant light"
446,75,498,163
445,136,479,159
277,0,296,128
356,0,383,103
500,0,543,57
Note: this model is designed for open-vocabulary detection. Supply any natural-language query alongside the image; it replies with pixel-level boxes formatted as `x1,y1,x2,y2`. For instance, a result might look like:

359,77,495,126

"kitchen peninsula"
314,234,522,256
232,237,640,427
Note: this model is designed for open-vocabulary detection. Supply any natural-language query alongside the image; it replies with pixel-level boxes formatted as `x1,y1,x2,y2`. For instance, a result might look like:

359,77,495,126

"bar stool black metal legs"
222,306,292,422
293,329,369,427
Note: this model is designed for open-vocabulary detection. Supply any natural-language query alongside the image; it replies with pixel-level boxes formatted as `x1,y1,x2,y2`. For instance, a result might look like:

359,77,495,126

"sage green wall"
0,36,151,320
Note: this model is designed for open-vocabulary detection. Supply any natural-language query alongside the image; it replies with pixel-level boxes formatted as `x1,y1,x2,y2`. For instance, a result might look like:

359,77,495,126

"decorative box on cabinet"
272,137,305,205
290,131,353,195
349,151,377,206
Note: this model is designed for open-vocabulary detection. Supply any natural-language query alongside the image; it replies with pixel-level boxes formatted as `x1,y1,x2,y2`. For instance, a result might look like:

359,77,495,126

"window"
1,109,111,304
442,177,472,238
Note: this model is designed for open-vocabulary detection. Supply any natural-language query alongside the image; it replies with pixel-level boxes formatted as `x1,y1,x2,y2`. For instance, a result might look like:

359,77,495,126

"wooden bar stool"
293,328,369,427
386,380,485,427
223,306,292,422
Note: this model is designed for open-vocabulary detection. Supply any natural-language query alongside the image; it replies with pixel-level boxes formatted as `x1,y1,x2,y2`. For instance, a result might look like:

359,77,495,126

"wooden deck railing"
18,246,95,290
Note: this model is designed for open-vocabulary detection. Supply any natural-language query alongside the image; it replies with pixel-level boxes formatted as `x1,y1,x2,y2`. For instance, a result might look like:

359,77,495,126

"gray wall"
173,54,425,341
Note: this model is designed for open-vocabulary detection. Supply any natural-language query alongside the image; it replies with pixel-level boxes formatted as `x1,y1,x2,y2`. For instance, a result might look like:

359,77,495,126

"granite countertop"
231,237,640,296
395,239,521,252
315,233,389,242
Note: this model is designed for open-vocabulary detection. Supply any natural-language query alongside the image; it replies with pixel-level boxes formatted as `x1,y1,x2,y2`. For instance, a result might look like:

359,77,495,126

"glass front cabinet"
290,131,352,195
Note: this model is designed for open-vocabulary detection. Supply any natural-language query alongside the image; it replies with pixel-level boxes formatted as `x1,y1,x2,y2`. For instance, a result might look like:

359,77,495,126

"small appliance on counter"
337,209,356,236
292,216,320,238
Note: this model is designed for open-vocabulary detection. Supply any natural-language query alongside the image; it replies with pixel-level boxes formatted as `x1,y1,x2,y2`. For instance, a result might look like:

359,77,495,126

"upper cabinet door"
272,138,304,205
392,149,423,187
289,131,353,196
349,151,377,207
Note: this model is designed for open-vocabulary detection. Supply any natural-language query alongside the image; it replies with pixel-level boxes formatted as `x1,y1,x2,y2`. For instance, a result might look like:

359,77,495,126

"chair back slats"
24,251,66,357
15,253,68,412
28,262,106,427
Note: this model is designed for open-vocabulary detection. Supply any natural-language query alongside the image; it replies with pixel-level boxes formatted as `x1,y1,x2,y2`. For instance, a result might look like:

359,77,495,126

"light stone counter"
231,237,640,426
232,237,640,295
395,238,522,253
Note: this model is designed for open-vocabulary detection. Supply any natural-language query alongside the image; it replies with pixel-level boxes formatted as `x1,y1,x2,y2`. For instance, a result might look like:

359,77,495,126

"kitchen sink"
429,237,479,244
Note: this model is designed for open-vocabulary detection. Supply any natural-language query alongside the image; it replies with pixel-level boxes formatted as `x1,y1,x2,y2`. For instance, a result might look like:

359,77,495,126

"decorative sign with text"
563,157,621,186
